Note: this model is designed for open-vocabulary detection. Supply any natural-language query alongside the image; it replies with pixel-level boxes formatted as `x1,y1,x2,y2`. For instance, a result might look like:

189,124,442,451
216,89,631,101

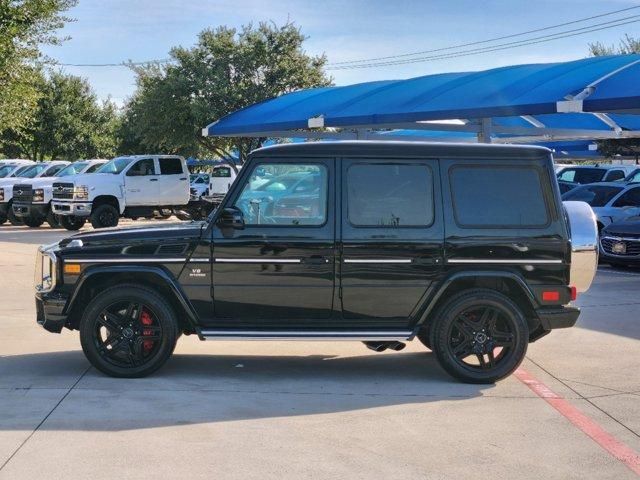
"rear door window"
159,158,183,175
450,165,549,227
347,163,434,227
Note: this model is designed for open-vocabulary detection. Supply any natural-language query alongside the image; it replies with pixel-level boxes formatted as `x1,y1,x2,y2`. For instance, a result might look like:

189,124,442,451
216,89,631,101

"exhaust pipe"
363,341,406,352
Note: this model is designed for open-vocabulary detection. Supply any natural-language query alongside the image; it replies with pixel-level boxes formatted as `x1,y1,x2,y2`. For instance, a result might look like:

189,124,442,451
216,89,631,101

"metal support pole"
477,118,493,144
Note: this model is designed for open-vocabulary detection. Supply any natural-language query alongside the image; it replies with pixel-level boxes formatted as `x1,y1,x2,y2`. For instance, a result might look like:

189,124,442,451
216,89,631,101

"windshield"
0,165,14,178
96,157,134,174
57,162,88,177
19,164,48,178
562,185,624,207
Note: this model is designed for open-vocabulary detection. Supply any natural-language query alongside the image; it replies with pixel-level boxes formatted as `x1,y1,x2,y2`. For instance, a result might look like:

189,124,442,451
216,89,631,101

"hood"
602,216,640,236
58,221,206,249
27,177,59,188
61,172,113,185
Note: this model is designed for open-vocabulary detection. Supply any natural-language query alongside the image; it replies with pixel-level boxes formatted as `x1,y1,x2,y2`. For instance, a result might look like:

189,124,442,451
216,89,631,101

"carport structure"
203,54,640,144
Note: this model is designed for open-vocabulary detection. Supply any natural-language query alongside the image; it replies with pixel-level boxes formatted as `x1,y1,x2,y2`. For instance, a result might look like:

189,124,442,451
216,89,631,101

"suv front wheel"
79,285,179,378
430,289,528,384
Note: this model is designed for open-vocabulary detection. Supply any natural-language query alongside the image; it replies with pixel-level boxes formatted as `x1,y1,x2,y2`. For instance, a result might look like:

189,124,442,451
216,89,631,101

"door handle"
150,178,158,182
304,256,329,264
179,177,187,181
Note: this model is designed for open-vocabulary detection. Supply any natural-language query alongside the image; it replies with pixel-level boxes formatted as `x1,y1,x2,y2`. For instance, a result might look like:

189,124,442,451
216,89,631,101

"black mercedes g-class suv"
34,142,598,383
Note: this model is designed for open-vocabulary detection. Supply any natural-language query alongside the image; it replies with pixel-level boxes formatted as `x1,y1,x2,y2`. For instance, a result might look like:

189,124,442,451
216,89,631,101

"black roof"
251,141,551,160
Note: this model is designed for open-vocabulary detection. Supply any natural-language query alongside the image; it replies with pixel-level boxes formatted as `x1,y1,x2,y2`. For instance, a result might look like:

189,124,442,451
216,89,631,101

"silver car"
562,182,640,230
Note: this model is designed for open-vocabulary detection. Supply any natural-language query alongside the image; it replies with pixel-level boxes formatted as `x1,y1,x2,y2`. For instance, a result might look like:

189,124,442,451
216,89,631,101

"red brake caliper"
140,309,155,353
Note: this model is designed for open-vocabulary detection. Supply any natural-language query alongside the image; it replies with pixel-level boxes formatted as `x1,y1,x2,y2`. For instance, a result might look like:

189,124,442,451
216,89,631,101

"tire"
7,202,22,226
23,216,44,228
417,333,432,350
90,204,119,229
79,284,179,378
46,210,60,228
430,289,528,384
0,213,7,226
59,215,85,231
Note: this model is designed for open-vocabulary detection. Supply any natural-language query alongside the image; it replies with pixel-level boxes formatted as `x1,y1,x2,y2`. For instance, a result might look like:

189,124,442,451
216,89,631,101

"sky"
42,0,640,106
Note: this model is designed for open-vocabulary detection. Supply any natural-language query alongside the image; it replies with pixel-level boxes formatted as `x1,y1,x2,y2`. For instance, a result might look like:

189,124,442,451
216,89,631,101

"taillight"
542,291,560,302
570,286,577,301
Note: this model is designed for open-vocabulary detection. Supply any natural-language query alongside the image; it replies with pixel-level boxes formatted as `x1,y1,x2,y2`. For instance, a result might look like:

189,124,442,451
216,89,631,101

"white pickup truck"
51,155,191,229
0,161,69,226
12,159,107,228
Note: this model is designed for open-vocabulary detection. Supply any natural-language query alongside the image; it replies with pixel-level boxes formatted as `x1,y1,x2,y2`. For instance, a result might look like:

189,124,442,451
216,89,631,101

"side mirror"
217,207,245,230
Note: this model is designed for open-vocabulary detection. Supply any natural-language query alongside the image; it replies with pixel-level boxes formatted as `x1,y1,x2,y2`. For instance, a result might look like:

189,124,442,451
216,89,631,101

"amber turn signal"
64,263,81,275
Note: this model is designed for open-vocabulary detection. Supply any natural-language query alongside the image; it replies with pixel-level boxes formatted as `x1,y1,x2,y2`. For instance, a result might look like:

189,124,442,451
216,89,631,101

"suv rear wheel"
90,204,119,229
79,285,179,378
430,289,528,384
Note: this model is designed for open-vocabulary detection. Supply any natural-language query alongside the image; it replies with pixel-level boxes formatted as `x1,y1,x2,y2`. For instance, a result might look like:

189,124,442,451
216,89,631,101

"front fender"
65,265,200,330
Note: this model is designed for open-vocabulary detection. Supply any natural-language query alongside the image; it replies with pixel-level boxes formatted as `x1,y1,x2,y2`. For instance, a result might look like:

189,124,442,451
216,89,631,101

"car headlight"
0,188,4,202
73,186,89,200
33,188,44,202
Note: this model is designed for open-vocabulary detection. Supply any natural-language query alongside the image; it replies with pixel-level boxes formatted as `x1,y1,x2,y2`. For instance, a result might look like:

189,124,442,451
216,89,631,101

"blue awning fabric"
204,54,640,141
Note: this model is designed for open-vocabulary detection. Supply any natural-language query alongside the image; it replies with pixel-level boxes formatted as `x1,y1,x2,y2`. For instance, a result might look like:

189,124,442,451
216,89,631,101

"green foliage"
1,72,119,160
121,22,332,163
0,0,77,131
589,35,640,159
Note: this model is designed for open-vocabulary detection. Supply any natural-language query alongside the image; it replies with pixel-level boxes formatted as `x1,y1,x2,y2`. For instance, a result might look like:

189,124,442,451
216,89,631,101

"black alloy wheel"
59,215,85,231
90,204,119,229
23,216,44,228
431,289,528,384
80,285,179,377
46,210,61,228
7,202,23,226
0,213,6,225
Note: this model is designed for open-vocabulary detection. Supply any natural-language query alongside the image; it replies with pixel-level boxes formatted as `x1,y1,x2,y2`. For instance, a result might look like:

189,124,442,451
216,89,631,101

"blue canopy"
204,54,640,143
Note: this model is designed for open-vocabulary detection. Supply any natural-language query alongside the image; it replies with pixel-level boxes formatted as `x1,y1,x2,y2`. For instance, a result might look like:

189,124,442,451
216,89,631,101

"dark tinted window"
450,166,548,227
126,158,155,176
159,158,183,175
42,164,66,177
212,167,231,178
347,164,433,227
558,181,576,194
558,168,606,184
604,170,625,182
563,185,624,207
85,163,104,173
612,187,640,207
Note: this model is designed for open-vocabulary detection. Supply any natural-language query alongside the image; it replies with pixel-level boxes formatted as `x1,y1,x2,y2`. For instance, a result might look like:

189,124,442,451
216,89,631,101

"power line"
327,5,640,66
327,16,640,70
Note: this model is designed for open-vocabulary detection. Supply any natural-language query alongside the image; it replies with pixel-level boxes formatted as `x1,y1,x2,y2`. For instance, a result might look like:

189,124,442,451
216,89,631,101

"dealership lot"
1,225,639,479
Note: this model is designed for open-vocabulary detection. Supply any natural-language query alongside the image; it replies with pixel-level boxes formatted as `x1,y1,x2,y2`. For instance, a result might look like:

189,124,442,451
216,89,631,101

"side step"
199,329,413,341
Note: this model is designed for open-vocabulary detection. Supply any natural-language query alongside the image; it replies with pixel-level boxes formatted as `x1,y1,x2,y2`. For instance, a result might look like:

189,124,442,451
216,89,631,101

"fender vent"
156,244,188,255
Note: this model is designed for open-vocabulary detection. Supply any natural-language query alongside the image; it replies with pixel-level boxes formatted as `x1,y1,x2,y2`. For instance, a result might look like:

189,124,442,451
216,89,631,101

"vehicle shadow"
0,349,494,432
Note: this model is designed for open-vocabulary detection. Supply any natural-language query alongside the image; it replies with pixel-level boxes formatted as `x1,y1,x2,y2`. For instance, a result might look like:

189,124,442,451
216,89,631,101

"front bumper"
51,201,92,217
536,305,580,330
36,291,69,333
13,202,48,219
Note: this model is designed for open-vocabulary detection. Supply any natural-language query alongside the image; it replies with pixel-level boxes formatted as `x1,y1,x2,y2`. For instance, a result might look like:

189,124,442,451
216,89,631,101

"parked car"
557,180,579,194
34,142,598,384
51,155,190,229
561,182,640,230
599,216,640,268
556,165,636,184
189,173,210,199
12,159,107,229
623,168,640,183
0,161,69,226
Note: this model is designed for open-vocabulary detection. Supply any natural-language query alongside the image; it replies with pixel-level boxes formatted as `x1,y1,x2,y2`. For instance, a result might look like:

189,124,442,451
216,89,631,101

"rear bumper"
536,305,580,330
51,201,92,217
13,202,48,219
36,291,69,333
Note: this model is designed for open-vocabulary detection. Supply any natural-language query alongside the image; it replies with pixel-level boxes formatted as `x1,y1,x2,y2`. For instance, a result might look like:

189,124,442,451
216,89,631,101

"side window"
605,170,625,182
159,158,183,175
43,164,66,177
234,163,327,226
450,165,549,228
613,188,640,208
85,163,103,173
558,169,576,182
126,159,155,176
347,164,434,227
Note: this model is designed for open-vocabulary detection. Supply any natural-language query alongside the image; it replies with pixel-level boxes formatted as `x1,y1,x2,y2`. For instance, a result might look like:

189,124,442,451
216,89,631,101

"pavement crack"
527,357,640,440
0,365,91,472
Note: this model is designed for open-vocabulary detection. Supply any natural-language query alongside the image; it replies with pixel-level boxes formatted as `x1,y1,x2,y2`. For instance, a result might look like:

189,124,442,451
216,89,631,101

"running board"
199,330,413,341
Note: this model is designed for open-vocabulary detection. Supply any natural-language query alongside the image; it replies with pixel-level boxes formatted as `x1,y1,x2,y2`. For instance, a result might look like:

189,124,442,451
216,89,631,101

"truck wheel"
60,215,85,231
7,202,22,226
23,216,44,228
0,213,6,225
90,204,119,229
430,289,528,384
79,285,179,378
46,210,60,228
417,331,432,350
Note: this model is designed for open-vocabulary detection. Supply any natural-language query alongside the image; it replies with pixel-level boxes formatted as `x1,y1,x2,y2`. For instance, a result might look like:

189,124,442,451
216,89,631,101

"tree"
0,0,76,132
588,35,640,160
1,72,119,160
121,22,331,164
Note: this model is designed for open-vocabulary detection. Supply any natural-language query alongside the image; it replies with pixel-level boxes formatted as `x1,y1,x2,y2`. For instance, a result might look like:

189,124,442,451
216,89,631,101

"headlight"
33,189,44,202
74,186,89,200
0,188,4,202
34,245,58,293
